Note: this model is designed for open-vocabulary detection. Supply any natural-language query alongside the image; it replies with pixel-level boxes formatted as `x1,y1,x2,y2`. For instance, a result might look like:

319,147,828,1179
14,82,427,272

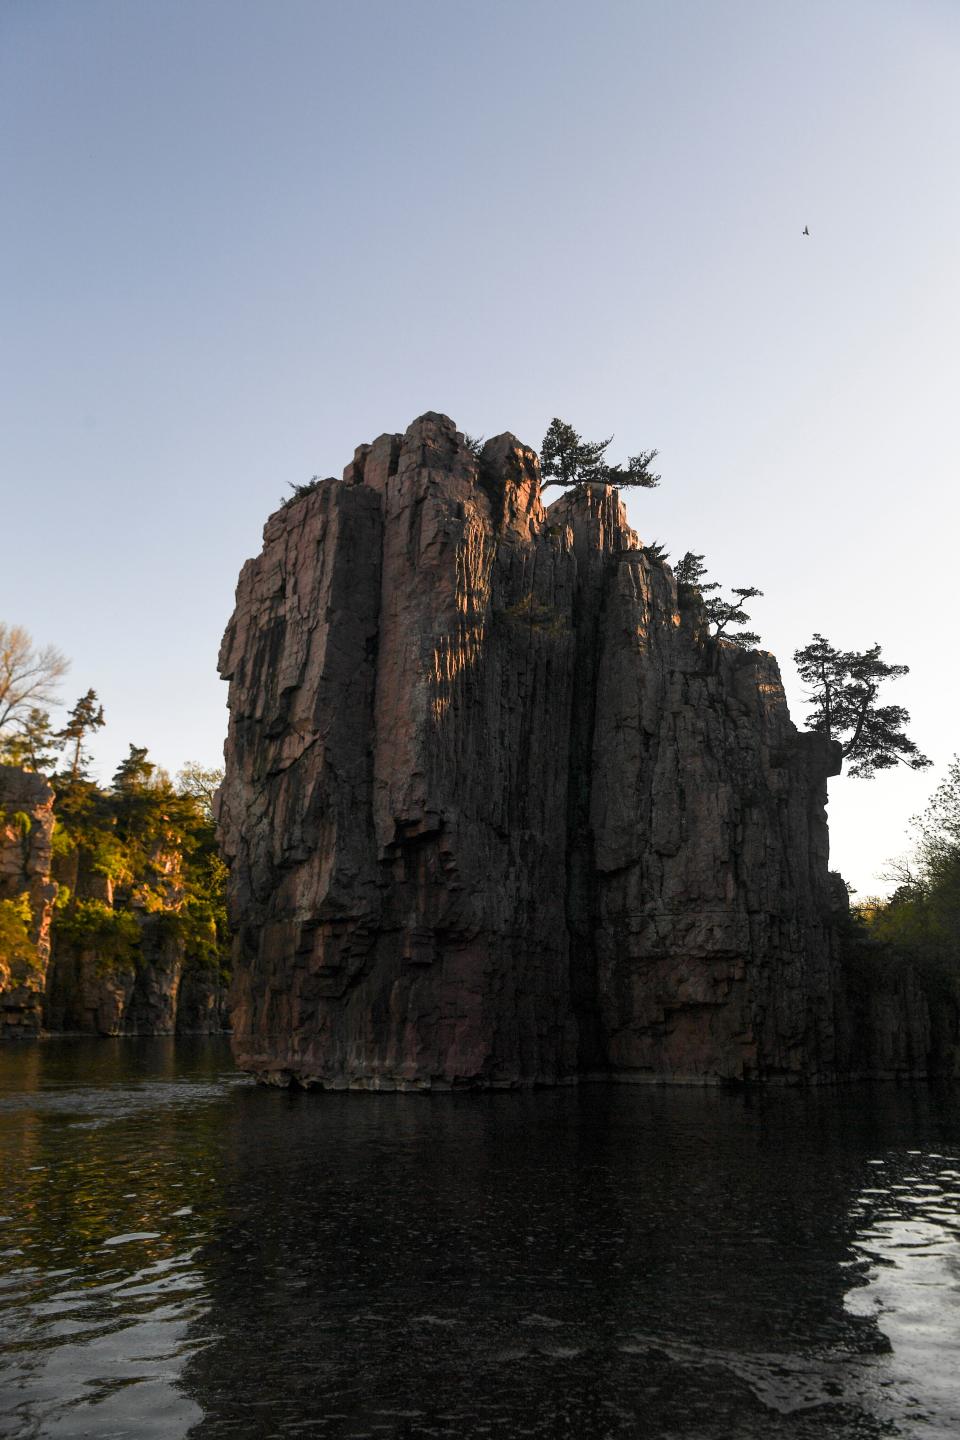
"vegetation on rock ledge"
0,625,228,989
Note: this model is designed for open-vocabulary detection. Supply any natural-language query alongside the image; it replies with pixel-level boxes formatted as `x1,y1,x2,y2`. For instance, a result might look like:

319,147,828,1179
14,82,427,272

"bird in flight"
802,226,810,235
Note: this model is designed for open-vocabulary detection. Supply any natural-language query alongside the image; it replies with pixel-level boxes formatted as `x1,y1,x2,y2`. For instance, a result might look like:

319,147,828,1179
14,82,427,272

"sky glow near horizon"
2,0,959,895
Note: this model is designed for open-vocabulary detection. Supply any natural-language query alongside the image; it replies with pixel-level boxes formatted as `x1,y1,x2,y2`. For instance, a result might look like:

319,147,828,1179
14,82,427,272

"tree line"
0,622,226,986
851,756,960,989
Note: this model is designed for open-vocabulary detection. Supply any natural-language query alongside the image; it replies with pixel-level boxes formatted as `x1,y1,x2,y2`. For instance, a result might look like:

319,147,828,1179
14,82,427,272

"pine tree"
56,690,105,780
675,552,762,649
604,449,661,489
793,635,931,778
539,419,660,491
674,551,718,596
112,745,155,793
0,707,59,772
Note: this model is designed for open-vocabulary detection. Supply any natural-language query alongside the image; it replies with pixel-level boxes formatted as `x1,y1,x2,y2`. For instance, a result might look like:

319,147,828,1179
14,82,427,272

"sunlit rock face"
0,765,57,1036
218,412,846,1088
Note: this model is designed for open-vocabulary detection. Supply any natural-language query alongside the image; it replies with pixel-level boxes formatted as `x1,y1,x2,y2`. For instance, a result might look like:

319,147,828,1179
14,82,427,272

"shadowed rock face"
217,413,846,1089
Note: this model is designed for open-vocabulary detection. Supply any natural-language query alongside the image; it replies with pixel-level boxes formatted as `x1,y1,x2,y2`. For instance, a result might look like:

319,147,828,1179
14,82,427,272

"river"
1,1040,959,1438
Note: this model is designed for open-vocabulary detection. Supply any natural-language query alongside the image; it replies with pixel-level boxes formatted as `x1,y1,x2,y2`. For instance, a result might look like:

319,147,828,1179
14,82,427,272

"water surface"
2,1041,960,1438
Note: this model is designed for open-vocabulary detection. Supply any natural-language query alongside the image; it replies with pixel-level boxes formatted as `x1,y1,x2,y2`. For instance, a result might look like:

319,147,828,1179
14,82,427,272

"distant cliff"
217,413,956,1088
0,761,229,1038
0,766,56,1035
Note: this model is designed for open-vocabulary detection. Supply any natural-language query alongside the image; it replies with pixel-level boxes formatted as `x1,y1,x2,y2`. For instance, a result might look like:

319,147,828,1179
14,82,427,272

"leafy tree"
56,690,105,781
176,762,224,821
0,895,41,986
912,756,960,883
539,418,660,491
0,624,69,736
0,707,59,773
675,551,763,649
54,899,142,972
642,540,670,563
861,756,960,970
793,635,931,779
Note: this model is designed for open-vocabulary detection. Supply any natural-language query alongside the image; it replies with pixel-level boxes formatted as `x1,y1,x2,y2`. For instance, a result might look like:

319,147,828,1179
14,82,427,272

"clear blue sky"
2,0,958,894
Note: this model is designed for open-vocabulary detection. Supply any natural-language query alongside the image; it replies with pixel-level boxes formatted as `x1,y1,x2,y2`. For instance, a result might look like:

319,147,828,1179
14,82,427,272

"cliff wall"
0,777,231,1039
0,765,57,1035
217,412,886,1088
44,920,227,1037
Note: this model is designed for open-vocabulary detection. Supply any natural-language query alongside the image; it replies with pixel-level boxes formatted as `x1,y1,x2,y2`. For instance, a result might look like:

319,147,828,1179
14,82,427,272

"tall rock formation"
218,413,853,1088
0,765,57,1035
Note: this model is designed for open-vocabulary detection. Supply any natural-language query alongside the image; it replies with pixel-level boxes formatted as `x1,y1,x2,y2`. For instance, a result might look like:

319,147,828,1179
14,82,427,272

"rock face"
44,920,228,1037
0,766,57,1036
44,836,228,1039
218,412,864,1089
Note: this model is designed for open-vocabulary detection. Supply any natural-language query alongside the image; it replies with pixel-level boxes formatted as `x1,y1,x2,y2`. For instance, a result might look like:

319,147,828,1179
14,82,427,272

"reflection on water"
845,1152,960,1436
0,1041,243,1439
1,1042,959,1438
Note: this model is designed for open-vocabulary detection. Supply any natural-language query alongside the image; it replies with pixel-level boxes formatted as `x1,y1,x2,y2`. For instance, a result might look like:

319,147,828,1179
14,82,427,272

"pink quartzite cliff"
217,413,846,1087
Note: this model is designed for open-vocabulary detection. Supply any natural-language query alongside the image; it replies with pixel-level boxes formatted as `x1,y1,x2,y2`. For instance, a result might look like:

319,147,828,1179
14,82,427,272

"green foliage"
48,738,230,979
1,809,32,838
674,551,717,596
113,744,154,793
605,448,661,489
642,540,670,563
56,689,105,781
56,900,141,973
0,895,41,984
0,707,59,773
150,874,228,972
914,757,960,881
51,773,127,881
793,634,931,779
463,433,485,458
499,595,571,636
280,476,331,508
675,551,763,649
539,418,660,491
856,759,960,982
1,624,230,992
176,762,223,822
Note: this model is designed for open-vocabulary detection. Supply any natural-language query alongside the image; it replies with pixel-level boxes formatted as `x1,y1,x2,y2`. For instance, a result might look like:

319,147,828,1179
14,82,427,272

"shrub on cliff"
0,895,41,986
53,900,141,974
280,476,334,508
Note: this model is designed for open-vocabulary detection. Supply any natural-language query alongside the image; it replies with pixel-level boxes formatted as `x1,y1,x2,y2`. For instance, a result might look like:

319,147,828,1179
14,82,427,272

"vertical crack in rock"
218,412,854,1089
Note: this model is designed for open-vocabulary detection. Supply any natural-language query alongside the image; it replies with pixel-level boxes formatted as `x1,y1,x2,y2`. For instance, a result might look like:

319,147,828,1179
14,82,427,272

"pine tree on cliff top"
675,551,763,650
539,418,660,491
794,635,931,779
